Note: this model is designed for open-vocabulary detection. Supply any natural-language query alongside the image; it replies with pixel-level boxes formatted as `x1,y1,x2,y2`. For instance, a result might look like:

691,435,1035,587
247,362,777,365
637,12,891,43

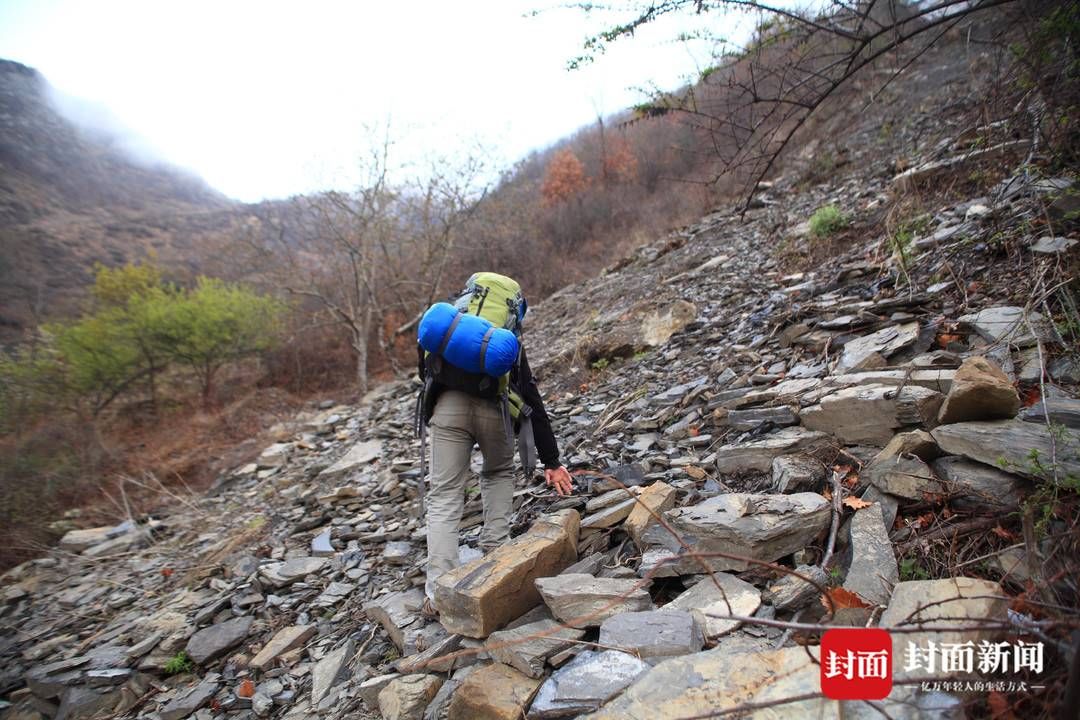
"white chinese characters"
904,640,1043,674
824,649,891,680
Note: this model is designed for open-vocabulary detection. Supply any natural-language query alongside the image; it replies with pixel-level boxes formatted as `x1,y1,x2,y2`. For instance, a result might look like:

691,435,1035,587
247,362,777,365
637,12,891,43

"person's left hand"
544,466,574,496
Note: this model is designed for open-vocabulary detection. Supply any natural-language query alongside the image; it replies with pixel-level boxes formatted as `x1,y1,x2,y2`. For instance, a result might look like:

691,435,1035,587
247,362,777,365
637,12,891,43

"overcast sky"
0,1,760,202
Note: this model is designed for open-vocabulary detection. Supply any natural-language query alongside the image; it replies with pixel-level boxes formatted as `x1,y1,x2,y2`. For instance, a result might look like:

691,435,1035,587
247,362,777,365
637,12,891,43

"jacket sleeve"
516,348,561,469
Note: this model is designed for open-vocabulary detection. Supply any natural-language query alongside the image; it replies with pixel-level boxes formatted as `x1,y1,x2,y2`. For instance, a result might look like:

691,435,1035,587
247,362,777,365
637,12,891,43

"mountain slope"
0,59,242,340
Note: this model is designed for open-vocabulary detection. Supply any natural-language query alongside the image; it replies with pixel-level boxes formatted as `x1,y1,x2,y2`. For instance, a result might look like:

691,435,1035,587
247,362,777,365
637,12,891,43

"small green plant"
899,558,931,581
827,566,843,586
889,214,930,272
809,205,849,238
164,651,195,675
998,425,1080,537
591,358,610,371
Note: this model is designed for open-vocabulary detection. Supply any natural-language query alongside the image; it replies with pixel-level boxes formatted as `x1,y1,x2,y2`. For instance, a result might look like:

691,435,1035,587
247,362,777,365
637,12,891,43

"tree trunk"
202,364,216,411
353,329,369,395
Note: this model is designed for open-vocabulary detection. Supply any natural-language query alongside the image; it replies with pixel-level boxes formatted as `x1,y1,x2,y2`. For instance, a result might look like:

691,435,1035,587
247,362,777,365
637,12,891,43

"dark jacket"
417,345,561,469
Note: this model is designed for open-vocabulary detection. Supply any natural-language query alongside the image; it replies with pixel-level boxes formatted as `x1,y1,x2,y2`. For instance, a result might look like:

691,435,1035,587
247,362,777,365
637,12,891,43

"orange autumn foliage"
541,149,589,206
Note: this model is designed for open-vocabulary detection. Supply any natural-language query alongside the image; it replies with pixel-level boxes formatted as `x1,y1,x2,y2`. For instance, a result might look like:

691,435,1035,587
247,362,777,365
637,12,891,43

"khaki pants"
425,390,515,599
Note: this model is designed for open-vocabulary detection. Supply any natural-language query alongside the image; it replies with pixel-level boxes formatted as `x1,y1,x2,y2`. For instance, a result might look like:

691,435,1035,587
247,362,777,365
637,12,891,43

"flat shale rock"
932,456,1026,511
1019,394,1080,429
835,323,919,373
842,503,898,606
865,455,941,500
624,481,677,548
55,685,124,720
802,384,943,446
580,498,637,529
882,578,1009,681
319,438,382,480
535,574,652,628
396,634,473,675
258,557,328,588
527,650,649,719
960,306,1045,347
57,527,113,554
378,674,443,720
185,616,253,665
641,493,830,572
250,624,315,672
485,619,585,678
663,573,761,639
937,356,1020,424
447,662,541,720
598,610,703,661
636,547,703,578
714,427,829,474
765,564,829,611
772,455,825,494
310,639,354,706
435,510,579,638
582,646,832,719
159,679,219,720
358,673,401,711
363,587,426,653
423,666,477,720
725,405,798,431
932,419,1080,480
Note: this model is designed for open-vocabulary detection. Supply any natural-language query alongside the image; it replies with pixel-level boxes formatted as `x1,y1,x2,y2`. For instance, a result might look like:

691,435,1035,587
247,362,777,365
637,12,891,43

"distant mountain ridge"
0,58,242,341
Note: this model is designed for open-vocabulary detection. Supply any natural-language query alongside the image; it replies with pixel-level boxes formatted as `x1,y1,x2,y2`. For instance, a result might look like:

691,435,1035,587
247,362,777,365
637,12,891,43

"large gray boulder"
802,384,943,446
641,493,831,572
932,420,1080,481
535,574,652,628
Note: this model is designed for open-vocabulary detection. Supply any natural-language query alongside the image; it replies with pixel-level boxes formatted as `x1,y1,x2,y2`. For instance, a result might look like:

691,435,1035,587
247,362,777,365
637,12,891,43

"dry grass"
0,381,313,573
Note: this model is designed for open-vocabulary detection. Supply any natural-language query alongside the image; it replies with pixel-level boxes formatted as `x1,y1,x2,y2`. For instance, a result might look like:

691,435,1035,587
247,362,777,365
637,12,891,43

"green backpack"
415,273,537,504
426,272,529,419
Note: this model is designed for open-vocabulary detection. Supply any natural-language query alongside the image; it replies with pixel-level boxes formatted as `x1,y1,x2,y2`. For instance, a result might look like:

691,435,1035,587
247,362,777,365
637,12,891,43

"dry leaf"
937,332,962,348
688,426,700,437
992,525,1018,541
914,512,935,529
822,487,833,501
237,680,255,699
821,586,870,612
684,466,707,480
843,496,872,510
842,470,860,488
160,568,174,579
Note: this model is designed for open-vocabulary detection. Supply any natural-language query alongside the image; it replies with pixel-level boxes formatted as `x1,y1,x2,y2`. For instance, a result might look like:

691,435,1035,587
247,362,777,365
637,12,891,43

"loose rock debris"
1,167,1078,719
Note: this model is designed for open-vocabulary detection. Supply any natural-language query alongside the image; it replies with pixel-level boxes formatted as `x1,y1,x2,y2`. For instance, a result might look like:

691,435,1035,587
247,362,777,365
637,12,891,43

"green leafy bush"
809,205,849,238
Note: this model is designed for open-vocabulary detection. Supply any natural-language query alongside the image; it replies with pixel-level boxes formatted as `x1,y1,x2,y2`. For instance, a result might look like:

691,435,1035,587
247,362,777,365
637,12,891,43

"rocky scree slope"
2,122,1080,717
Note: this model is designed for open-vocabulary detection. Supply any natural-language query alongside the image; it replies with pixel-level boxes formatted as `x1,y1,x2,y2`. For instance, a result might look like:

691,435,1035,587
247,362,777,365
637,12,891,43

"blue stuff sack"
418,303,520,377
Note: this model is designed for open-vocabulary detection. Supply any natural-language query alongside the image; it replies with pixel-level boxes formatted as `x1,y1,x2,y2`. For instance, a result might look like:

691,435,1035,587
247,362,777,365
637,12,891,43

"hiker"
415,273,573,602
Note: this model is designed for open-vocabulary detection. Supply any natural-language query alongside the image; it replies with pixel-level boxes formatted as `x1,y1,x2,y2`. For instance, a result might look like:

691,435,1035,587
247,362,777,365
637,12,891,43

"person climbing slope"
414,272,573,604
